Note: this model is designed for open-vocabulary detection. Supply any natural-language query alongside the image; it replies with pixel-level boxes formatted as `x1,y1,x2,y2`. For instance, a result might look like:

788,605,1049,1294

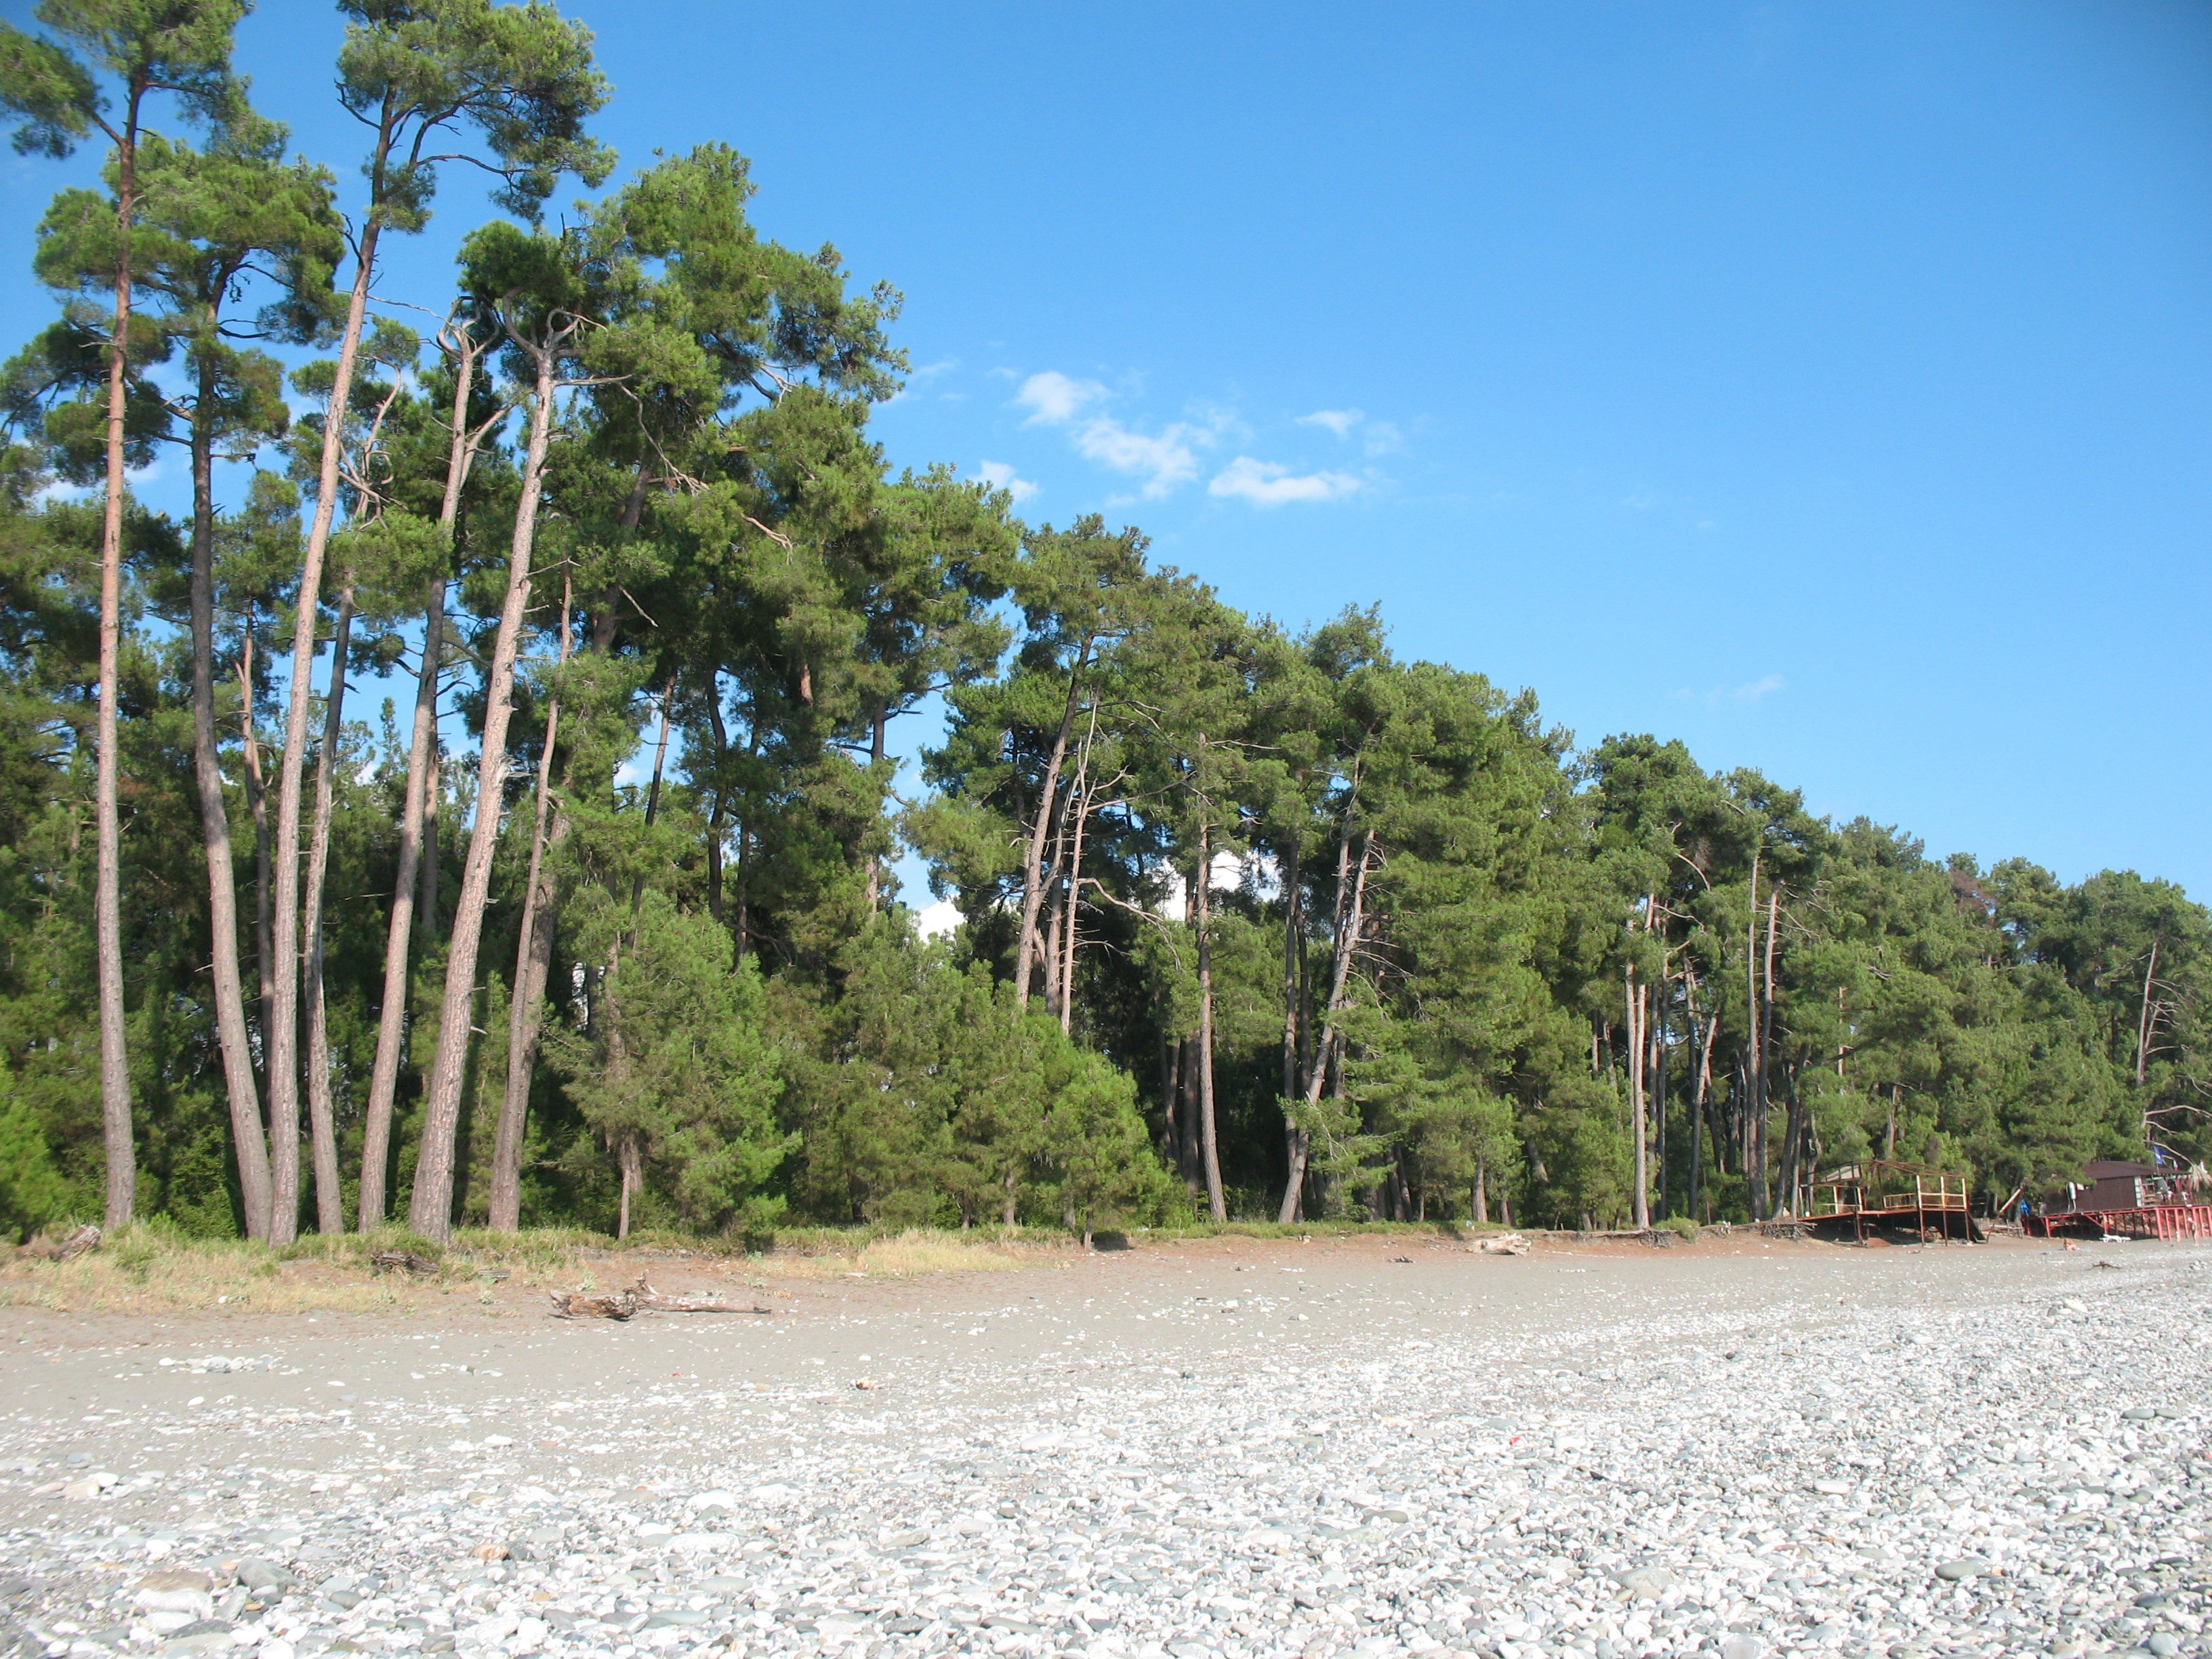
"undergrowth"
1,1214,1558,1315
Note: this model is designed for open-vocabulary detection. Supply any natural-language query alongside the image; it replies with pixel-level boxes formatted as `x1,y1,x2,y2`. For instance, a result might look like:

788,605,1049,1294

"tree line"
0,0,2203,1247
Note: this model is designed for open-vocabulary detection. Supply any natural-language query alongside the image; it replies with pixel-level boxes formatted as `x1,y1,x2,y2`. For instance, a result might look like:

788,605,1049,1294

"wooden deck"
1791,1167,1984,1242
2025,1203,2212,1242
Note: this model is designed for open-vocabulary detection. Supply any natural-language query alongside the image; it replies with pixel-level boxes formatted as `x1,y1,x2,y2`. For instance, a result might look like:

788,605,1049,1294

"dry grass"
0,1222,1048,1314
765,1227,1037,1279
0,1225,594,1316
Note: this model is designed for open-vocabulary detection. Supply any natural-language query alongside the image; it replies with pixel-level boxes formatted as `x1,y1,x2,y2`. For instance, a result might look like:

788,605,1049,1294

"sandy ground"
1,1231,2207,1659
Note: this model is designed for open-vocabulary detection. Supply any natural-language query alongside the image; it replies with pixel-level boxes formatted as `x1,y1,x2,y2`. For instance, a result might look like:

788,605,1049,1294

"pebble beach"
1,1233,2207,1659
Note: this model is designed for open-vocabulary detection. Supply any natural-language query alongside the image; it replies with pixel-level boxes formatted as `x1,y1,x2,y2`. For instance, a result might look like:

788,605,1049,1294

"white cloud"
1671,674,1786,709
1361,419,1401,457
915,895,961,941
1073,417,1205,497
1297,408,1362,437
1015,370,1106,424
1208,455,1361,508
975,459,1038,504
1014,370,1210,497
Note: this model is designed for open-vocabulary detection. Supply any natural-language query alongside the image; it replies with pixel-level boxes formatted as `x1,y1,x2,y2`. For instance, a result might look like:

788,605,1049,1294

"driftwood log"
369,1248,440,1276
548,1284,642,1320
20,1223,101,1262
1477,1233,1531,1256
548,1275,773,1320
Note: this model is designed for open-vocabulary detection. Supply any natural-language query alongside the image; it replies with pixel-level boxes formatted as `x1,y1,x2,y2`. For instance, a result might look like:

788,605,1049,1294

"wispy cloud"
1015,370,1107,424
1208,456,1361,508
1297,407,1363,437
975,459,1038,504
1078,418,1209,497
1015,371,1212,497
1672,674,1786,708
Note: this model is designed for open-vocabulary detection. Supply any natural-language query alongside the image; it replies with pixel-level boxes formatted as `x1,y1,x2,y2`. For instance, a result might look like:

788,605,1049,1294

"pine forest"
2,0,2206,1252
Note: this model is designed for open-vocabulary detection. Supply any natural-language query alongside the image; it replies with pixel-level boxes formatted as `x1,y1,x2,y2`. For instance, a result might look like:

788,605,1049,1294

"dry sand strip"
1,1235,2207,1659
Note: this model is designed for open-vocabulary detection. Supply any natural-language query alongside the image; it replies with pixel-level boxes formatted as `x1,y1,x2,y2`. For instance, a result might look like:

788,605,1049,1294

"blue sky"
3,1,2207,896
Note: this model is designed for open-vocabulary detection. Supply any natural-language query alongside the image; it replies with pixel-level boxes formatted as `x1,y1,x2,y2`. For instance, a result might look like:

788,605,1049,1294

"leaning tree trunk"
268,218,384,1248
361,322,487,1229
187,380,272,1238
357,586,438,1230
2135,935,2160,1090
299,588,354,1234
409,342,559,1242
1280,826,1370,1222
94,114,143,1232
489,574,573,1233
1013,640,1090,1005
1058,756,1090,1036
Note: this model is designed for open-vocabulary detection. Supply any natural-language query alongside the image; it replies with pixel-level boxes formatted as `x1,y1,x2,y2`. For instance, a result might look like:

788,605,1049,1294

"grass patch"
0,1221,1046,1312
789,1227,1034,1278
0,1221,597,1315
1,1214,1557,1315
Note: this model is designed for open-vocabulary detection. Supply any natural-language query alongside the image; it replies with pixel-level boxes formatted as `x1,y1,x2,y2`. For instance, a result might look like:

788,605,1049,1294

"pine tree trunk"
188,376,272,1240
1193,752,1226,1224
1691,1008,1716,1220
359,581,439,1231
1276,839,1305,1223
1041,882,1063,1017
490,574,572,1234
1627,962,1649,1229
1653,987,1668,1216
363,323,486,1229
1744,842,1764,1221
1059,749,1090,1036
1014,641,1090,1005
2135,935,2160,1088
1283,827,1372,1221
1755,883,1780,1217
268,218,384,1248
409,344,558,1241
239,644,274,1069
1778,1073,1807,1212
617,1136,639,1239
95,113,142,1233
300,588,354,1234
